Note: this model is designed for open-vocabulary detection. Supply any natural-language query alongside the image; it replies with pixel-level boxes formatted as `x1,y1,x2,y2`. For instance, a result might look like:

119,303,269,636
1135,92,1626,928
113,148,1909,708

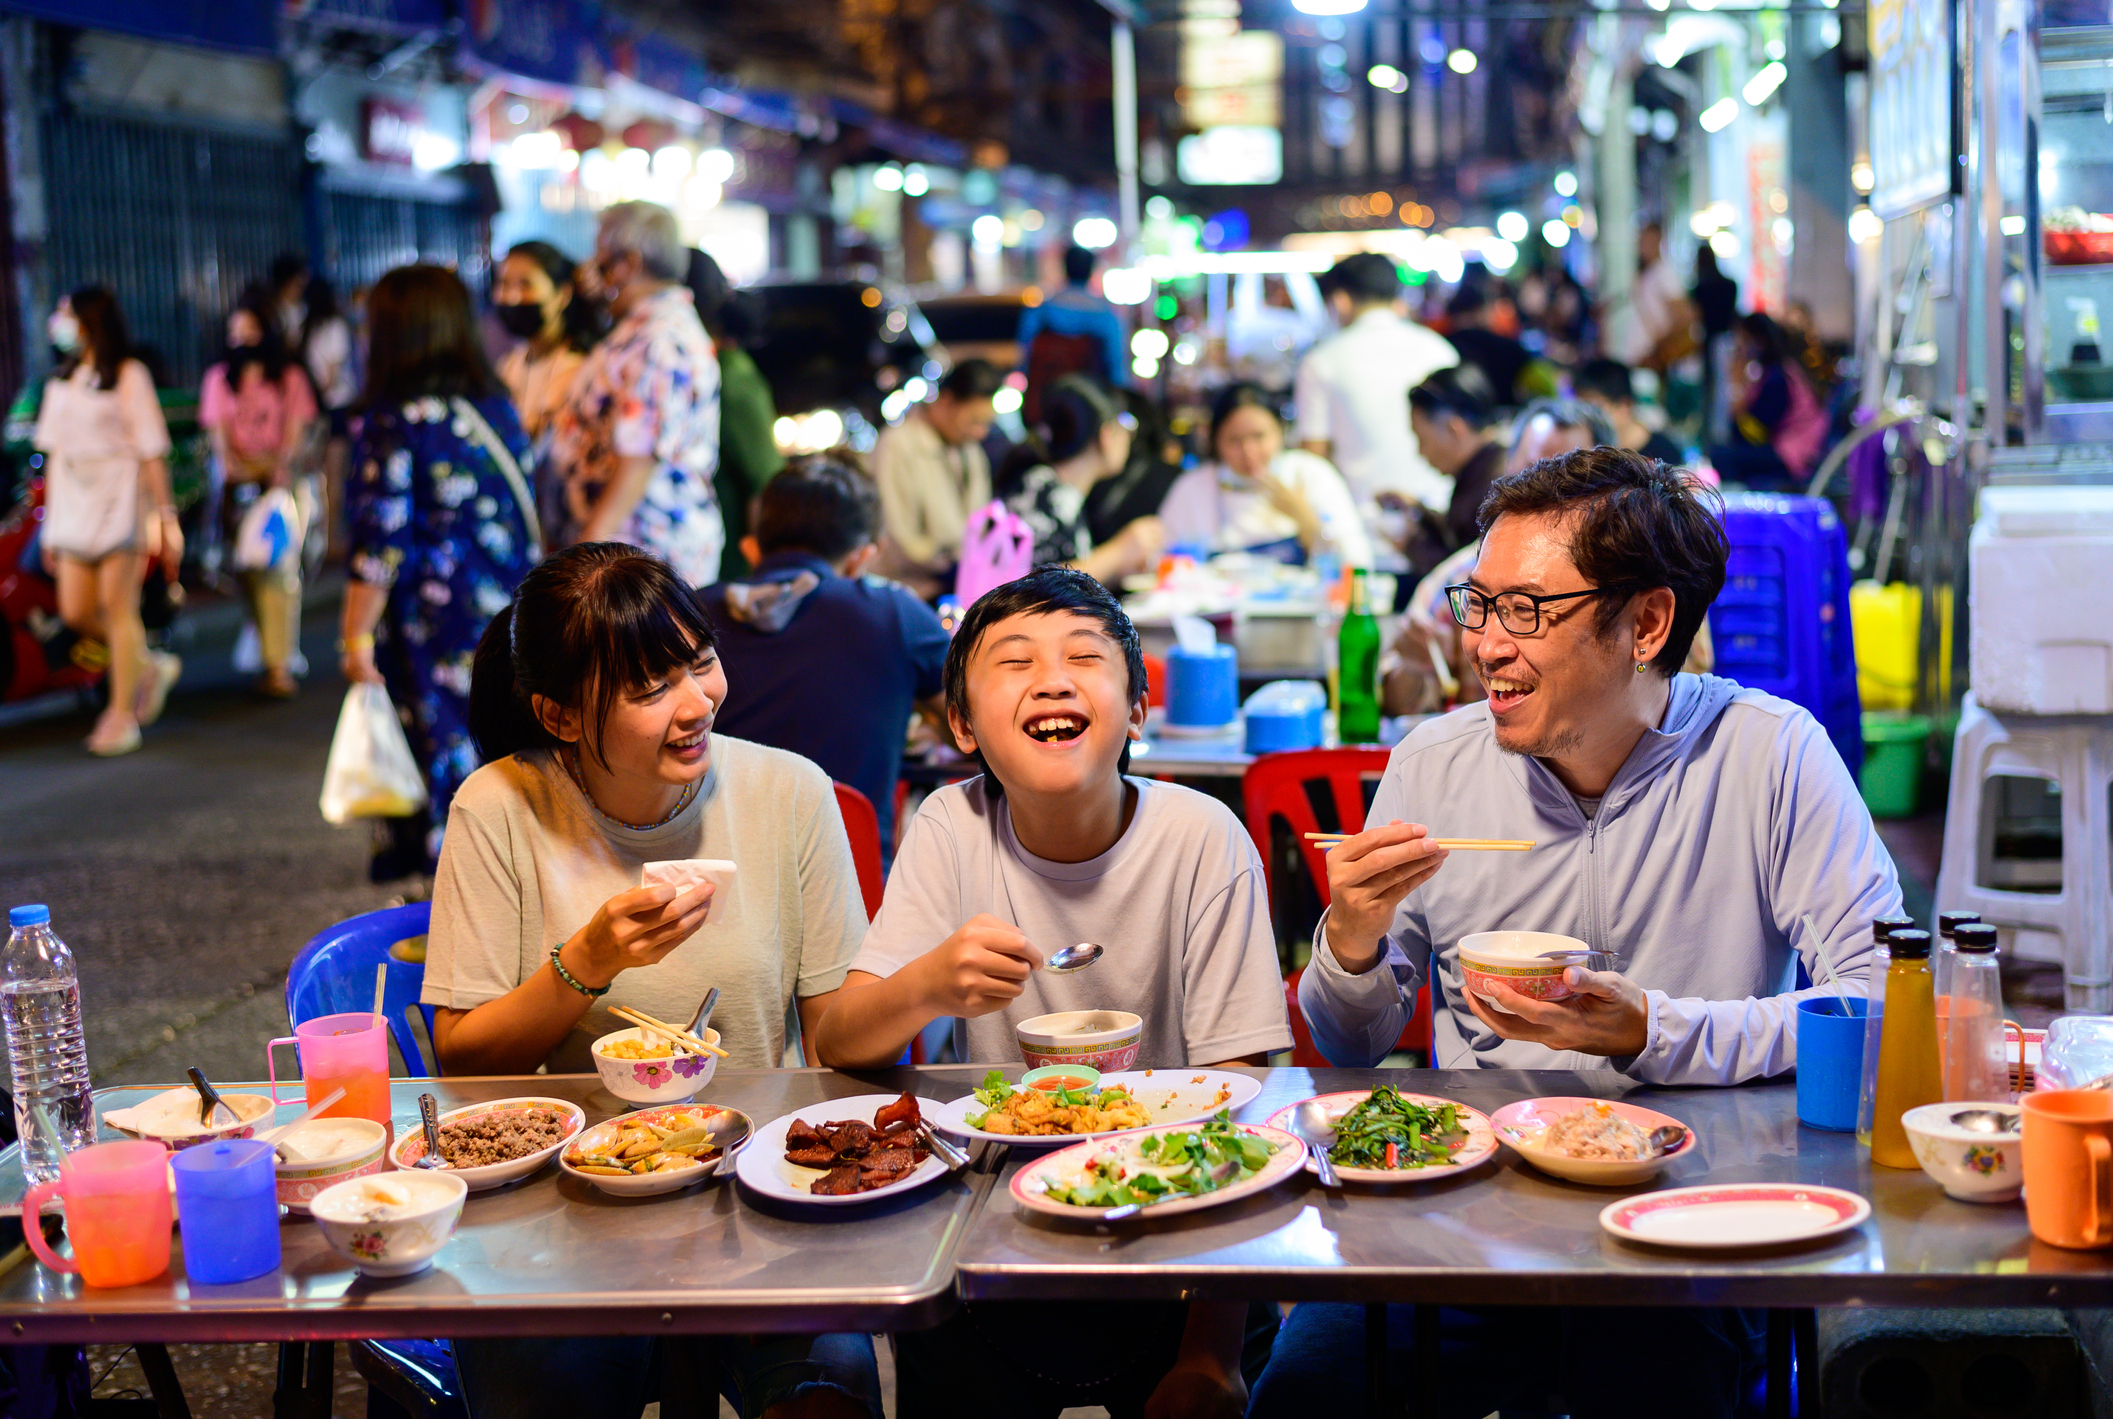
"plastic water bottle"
4,906,95,1183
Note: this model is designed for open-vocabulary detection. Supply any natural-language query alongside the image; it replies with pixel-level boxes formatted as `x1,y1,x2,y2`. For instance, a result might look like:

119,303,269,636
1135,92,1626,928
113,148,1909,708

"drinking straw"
372,962,389,1031
1803,912,1853,1013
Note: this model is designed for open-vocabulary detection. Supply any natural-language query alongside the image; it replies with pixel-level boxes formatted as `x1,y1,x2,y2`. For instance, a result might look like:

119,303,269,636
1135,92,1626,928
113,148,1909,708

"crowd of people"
17,199,1900,1418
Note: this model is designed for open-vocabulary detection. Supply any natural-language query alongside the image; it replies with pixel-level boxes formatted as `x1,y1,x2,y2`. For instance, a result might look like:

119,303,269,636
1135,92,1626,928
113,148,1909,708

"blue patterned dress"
348,394,537,867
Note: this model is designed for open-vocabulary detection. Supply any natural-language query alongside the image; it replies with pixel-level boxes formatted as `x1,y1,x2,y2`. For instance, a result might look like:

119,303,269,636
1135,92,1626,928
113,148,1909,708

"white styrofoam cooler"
1969,487,2113,714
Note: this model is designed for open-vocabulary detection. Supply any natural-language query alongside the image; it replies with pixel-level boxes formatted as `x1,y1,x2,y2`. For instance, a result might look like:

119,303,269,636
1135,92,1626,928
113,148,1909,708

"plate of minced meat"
390,1097,587,1192
1489,1096,1696,1186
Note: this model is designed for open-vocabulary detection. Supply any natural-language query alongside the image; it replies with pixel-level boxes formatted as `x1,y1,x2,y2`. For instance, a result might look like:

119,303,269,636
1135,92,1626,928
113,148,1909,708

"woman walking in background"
199,293,319,697
340,264,538,883
33,287,182,756
493,240,594,447
1712,312,1827,493
298,275,360,563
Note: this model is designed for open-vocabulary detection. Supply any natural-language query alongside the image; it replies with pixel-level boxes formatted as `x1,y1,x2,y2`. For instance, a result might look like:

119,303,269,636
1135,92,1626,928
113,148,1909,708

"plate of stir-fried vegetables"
1266,1088,1497,1183
1012,1113,1306,1220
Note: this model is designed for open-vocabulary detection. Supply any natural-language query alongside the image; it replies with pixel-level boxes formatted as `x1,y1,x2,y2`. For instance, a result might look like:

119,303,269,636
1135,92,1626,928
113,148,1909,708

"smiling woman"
419,542,869,1081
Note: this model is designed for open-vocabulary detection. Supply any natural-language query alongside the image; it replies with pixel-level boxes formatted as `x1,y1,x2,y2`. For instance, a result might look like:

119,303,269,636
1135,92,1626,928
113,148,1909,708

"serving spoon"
411,1093,449,1169
1644,1124,1690,1157
189,1067,237,1129
1949,1108,2020,1135
1290,1100,1341,1187
1042,942,1104,974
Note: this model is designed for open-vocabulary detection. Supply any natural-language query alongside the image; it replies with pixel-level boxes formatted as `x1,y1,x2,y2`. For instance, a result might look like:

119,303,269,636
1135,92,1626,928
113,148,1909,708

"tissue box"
1244,680,1327,754
1970,487,2113,714
1167,644,1238,727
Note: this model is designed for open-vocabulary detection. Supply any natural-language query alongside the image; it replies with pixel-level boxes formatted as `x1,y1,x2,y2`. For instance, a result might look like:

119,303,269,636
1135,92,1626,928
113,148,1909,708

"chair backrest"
834,782,885,921
1240,747,1395,909
286,902,437,1077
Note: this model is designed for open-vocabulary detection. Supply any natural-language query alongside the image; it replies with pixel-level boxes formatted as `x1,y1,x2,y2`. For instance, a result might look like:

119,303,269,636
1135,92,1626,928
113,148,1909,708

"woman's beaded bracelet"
550,941,609,998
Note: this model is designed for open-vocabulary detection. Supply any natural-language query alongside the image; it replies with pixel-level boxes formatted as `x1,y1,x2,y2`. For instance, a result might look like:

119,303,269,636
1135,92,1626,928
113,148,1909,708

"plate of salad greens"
933,1069,1264,1149
1265,1088,1496,1183
1011,1113,1305,1220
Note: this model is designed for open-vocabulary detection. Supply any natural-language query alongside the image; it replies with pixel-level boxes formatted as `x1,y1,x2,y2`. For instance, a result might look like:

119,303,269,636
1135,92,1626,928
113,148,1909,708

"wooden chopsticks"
1302,833,1536,851
610,1005,731,1058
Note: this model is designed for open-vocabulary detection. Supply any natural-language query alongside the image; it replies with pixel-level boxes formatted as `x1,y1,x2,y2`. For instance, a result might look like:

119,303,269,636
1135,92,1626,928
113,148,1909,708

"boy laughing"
815,566,1289,1417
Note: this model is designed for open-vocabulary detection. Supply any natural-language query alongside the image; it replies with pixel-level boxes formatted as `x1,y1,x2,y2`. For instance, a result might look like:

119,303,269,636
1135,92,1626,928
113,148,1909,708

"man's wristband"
550,941,609,998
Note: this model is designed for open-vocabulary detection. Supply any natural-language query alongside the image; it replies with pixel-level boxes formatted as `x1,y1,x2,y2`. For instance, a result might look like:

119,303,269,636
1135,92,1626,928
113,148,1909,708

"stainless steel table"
951,1067,2113,1309
0,1071,997,1343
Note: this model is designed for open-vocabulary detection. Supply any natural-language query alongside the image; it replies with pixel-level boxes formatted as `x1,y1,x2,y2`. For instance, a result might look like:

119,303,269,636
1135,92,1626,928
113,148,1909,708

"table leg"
1793,1309,1818,1417
271,1340,335,1419
1365,1302,1389,1418
133,1343,192,1419
1767,1311,1793,1419
1412,1304,1439,1419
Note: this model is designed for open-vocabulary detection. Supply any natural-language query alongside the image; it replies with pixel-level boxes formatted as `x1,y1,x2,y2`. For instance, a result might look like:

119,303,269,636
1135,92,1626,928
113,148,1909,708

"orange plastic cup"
21,1140,172,1287
2023,1090,2113,1250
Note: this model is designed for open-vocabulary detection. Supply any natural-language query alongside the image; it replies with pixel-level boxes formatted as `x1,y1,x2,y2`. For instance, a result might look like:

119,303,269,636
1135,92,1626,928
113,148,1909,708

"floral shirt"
550,285,723,584
1005,463,1094,567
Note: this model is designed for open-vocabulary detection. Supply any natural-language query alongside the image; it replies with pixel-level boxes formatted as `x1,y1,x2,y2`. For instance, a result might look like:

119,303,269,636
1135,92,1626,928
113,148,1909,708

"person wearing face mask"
33,288,183,756
199,292,320,697
998,376,1164,584
1157,382,1371,566
339,265,538,883
1253,448,1902,1419
547,202,722,584
423,541,881,1419
492,241,594,448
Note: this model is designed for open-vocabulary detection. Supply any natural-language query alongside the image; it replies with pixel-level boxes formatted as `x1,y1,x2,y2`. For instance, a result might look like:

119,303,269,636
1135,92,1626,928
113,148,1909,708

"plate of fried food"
1265,1087,1498,1184
736,1093,952,1205
558,1104,752,1197
930,1069,1264,1149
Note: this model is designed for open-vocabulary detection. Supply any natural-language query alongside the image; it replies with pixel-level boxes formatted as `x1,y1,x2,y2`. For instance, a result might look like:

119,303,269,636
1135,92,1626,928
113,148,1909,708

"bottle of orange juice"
1868,929,1943,1169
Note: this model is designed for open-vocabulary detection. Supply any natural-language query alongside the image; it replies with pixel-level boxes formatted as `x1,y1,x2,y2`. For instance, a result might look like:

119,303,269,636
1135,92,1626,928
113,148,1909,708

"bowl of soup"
311,1170,468,1278
1456,931,1595,1013
273,1117,390,1214
100,1086,278,1151
1016,1011,1143,1074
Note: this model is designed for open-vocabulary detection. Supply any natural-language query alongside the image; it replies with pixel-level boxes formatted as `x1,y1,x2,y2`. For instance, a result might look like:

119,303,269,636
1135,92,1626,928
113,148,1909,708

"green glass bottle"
1337,569,1382,744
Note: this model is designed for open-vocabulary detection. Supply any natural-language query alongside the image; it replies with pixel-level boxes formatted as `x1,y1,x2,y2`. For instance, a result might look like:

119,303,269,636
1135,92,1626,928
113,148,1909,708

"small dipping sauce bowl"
1022,1065,1102,1093
1016,1010,1143,1074
1457,931,1598,1013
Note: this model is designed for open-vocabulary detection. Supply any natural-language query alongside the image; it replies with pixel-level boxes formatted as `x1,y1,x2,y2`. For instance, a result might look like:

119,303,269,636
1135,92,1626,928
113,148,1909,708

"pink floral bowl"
1457,931,1599,1014
591,1026,720,1105
1016,1010,1143,1074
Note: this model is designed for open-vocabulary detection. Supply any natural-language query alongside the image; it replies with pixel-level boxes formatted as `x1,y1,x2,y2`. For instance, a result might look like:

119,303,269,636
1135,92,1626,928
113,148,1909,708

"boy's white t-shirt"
422,737,867,1072
848,775,1293,1068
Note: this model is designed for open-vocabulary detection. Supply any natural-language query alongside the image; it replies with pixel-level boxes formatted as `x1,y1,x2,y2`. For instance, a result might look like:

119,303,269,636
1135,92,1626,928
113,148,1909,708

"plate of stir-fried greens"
1266,1088,1497,1183
1012,1113,1306,1220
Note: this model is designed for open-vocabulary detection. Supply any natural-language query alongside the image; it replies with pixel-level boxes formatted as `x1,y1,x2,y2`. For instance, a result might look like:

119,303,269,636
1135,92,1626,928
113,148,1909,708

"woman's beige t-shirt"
423,736,866,1071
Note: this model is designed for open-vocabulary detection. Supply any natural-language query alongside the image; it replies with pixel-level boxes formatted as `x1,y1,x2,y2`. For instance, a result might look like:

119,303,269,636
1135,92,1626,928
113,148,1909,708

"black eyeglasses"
1445,583,1644,636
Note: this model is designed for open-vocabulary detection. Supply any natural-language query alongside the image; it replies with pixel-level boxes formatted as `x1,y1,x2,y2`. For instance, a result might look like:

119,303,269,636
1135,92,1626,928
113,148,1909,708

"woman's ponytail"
467,604,553,763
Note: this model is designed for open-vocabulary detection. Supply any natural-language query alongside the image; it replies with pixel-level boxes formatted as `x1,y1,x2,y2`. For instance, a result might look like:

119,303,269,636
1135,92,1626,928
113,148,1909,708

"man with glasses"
1249,446,1905,1419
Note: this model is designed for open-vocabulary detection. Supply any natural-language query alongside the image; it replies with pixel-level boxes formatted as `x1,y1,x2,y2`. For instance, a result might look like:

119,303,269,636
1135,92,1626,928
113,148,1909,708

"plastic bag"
2036,1015,2113,1090
319,684,428,825
232,487,305,574
953,500,1035,608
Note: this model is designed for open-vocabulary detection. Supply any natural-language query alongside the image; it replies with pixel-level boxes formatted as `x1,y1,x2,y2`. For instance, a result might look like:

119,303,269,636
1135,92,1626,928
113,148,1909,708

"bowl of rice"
1491,1096,1696,1186
388,1096,585,1192
1456,932,1597,1013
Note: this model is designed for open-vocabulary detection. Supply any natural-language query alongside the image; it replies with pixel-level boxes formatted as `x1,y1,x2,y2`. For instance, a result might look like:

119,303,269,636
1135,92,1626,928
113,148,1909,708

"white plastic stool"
1934,693,2113,1011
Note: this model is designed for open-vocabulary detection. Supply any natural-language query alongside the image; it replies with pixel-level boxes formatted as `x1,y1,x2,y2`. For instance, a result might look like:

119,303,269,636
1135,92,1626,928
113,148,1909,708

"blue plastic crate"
1707,493,1863,778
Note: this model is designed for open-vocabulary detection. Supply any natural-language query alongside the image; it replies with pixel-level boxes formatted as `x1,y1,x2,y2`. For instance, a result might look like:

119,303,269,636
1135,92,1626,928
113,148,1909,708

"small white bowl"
1903,1101,2024,1203
388,1097,585,1192
274,1117,390,1214
1015,1010,1143,1074
590,1027,720,1105
311,1171,468,1277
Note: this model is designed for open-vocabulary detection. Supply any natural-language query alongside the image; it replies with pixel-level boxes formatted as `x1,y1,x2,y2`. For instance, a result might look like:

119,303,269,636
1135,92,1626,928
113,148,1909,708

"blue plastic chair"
285,902,438,1076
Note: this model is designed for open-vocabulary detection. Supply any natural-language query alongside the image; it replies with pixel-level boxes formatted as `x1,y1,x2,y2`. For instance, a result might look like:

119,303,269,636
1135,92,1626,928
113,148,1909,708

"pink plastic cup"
21,1140,172,1288
268,1012,392,1131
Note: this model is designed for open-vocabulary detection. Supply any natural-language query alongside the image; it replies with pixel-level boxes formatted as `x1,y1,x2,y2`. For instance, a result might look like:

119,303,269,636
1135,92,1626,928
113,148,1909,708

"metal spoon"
916,1120,972,1172
188,1067,236,1130
1290,1100,1342,1188
1950,1108,2021,1135
412,1093,449,1169
256,1087,348,1163
701,1108,753,1164
1043,942,1104,974
1645,1124,1690,1157
687,987,722,1038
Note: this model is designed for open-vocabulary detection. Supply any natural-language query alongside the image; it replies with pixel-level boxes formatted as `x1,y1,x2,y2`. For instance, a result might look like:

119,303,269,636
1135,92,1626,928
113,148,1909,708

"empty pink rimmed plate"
1491,1097,1697,1186
1599,1183,1870,1250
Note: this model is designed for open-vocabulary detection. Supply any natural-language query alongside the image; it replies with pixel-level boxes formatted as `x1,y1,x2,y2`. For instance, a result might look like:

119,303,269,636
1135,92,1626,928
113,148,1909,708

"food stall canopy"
0,0,277,54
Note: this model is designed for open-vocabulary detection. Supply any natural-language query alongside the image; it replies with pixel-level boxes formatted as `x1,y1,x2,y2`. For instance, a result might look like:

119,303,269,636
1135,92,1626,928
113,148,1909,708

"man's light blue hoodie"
1300,673,1904,1084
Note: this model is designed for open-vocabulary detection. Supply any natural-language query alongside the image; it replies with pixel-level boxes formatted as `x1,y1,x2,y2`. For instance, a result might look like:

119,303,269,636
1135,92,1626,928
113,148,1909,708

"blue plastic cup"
1796,996,1869,1132
171,1139,281,1284
1167,643,1238,728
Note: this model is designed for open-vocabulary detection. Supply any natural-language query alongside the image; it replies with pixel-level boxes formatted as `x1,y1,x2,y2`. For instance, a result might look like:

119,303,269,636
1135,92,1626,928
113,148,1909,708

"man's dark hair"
1510,396,1616,454
939,358,1005,402
1476,446,1727,677
1062,246,1096,286
942,567,1147,783
1408,364,1497,430
1322,252,1403,307
1573,358,1638,407
753,456,880,561
1444,283,1489,319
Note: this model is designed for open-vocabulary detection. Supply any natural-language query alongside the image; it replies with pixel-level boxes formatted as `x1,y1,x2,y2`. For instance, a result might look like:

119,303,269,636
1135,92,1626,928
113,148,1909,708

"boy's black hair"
941,567,1147,786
